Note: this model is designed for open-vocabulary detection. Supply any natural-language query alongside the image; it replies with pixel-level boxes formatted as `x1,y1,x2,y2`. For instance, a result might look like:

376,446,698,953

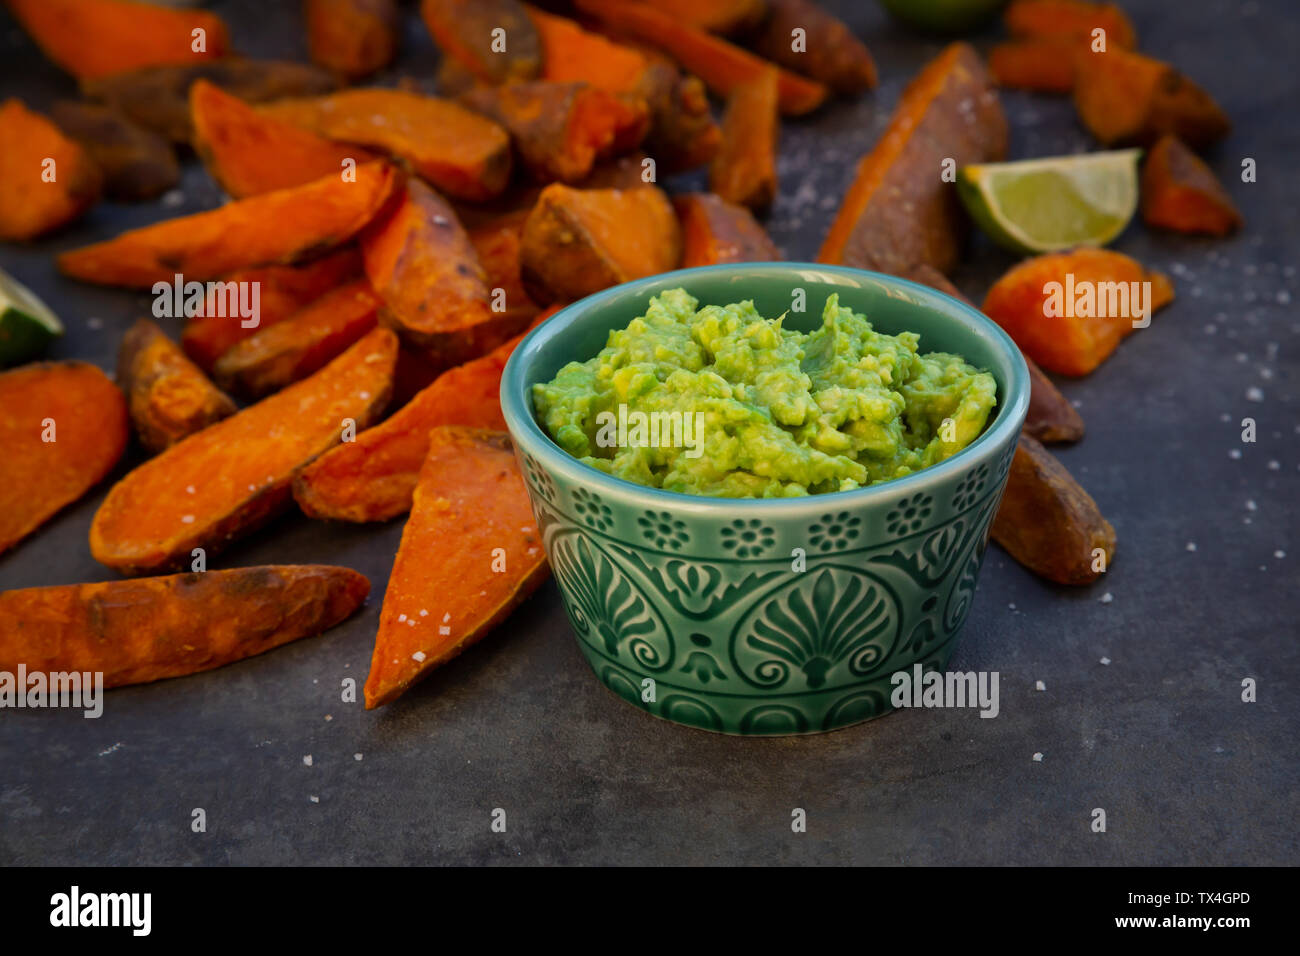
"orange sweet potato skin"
749,0,877,94
0,362,128,557
181,248,364,372
7,0,230,81
422,0,541,83
294,333,522,522
364,427,549,708
460,81,649,184
213,279,380,398
469,212,539,326
1141,134,1242,236
1004,0,1136,49
898,263,1083,444
258,90,512,202
982,249,1174,377
992,435,1115,585
306,0,399,81
51,101,179,202
0,99,103,241
675,192,780,266
710,66,779,210
0,566,369,689
519,183,682,303
1073,49,1230,149
362,179,523,362
118,318,236,452
90,328,398,575
83,60,339,144
190,80,377,199
818,44,1007,275
58,161,401,288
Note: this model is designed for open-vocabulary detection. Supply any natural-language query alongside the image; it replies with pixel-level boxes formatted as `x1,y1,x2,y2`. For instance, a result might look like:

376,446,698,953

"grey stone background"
0,0,1295,865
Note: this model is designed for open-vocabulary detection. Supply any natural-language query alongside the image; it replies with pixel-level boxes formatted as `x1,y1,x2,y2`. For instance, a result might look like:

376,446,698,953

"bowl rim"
500,262,1030,514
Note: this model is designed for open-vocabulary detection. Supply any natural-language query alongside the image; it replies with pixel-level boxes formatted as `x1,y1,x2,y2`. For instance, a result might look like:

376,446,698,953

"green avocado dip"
532,289,998,498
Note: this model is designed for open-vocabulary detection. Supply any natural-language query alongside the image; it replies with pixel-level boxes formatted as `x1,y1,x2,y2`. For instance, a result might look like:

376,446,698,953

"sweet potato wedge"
421,0,541,83
710,66,779,210
574,0,828,115
1074,49,1230,149
644,72,722,173
293,332,525,523
180,248,364,372
982,249,1174,377
520,183,681,303
460,81,649,184
306,0,399,81
1004,0,1136,49
898,263,1083,444
675,192,780,266
364,427,549,708
259,89,512,202
0,362,128,557
50,101,179,202
82,60,338,144
0,99,103,241
118,318,236,452
748,0,877,94
58,161,401,288
361,179,521,363
0,566,369,689
7,0,230,81
818,43,1007,274
1141,134,1242,236
190,80,377,199
988,39,1079,94
90,328,398,575
213,279,380,398
992,435,1115,585
469,212,539,326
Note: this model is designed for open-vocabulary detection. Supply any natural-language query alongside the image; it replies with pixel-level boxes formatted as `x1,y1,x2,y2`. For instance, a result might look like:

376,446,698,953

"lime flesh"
0,269,64,367
957,150,1142,255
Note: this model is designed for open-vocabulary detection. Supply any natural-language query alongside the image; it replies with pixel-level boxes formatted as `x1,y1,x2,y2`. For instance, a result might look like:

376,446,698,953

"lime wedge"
0,268,64,367
957,150,1142,255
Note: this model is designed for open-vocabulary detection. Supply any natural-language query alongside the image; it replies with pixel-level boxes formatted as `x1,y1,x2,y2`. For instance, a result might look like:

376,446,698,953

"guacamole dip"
532,289,997,498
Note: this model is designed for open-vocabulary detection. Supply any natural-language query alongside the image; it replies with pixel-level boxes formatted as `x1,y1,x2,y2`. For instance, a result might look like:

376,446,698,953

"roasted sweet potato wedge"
212,279,380,398
710,66,779,210
989,39,1079,94
118,318,236,452
749,0,878,94
90,328,398,574
0,361,128,557
364,427,549,708
293,332,524,523
1004,0,1136,48
520,183,681,303
982,249,1174,376
7,0,230,81
51,101,179,202
190,80,378,198
421,0,541,83
1074,48,1230,148
675,193,780,266
306,0,399,81
0,99,103,241
819,44,1006,275
259,90,512,202
992,435,1116,585
1141,134,1243,236
0,566,369,689
180,248,364,372
58,161,402,288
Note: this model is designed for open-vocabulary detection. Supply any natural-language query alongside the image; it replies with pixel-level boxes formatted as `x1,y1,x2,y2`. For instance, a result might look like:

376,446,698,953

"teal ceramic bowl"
500,264,1029,736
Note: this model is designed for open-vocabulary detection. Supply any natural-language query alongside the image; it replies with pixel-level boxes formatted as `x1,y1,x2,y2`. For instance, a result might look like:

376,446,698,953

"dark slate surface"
0,0,1295,866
